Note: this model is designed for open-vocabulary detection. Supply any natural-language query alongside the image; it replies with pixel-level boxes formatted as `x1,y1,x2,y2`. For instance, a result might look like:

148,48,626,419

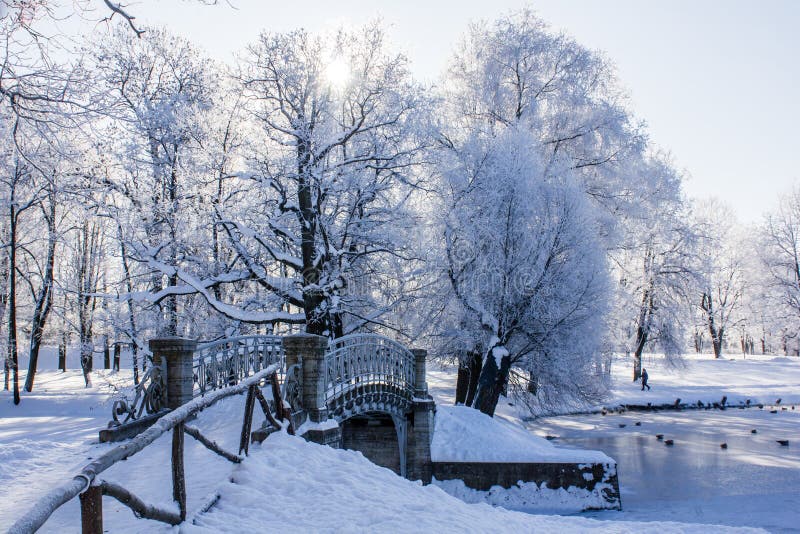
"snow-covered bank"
432,404,611,464
5,372,743,533
424,352,800,530
428,352,800,421
3,350,796,531
605,353,800,410
433,478,616,515
430,405,618,513
189,431,761,533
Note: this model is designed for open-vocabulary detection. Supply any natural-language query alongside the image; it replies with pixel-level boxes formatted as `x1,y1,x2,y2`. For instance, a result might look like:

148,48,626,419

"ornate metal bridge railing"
110,358,167,426
193,335,285,397
107,333,418,436
324,333,416,420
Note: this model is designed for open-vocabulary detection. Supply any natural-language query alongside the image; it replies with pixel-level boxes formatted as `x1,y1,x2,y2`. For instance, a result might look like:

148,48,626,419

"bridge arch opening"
341,412,406,475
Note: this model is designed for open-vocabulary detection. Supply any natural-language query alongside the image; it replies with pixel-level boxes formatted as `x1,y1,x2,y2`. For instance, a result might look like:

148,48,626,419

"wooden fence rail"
8,364,283,534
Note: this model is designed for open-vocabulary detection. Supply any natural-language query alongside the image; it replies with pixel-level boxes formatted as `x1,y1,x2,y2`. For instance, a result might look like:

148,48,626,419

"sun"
325,56,351,90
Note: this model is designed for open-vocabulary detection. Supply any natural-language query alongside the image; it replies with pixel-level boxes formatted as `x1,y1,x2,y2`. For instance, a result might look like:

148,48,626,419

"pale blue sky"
126,1,800,222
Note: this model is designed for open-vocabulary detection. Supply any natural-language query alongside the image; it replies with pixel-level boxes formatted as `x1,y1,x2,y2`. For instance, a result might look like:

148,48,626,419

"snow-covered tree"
444,9,646,236
433,9,647,415
695,199,746,358
20,144,63,392
438,129,610,416
610,154,700,379
1,137,32,404
89,25,215,337
219,23,430,337
760,186,800,356
0,116,66,400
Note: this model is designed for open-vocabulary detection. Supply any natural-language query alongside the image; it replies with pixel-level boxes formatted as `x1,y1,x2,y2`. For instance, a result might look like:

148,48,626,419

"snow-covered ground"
0,370,131,530
2,349,798,532
3,379,760,533
429,404,618,514
428,352,800,422
189,431,760,533
602,352,800,410
0,368,260,532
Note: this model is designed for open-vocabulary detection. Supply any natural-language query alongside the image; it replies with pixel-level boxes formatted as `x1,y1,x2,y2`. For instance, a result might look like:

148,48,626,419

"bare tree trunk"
633,332,646,381
77,221,101,387
296,143,329,337
472,344,511,417
465,351,482,406
117,226,140,384
693,329,704,353
24,188,57,392
702,293,724,358
455,350,482,405
0,245,8,390
80,338,93,387
103,335,110,370
711,331,723,358
633,262,654,382
632,287,652,381
113,342,120,371
8,196,20,404
58,333,67,371
163,146,180,337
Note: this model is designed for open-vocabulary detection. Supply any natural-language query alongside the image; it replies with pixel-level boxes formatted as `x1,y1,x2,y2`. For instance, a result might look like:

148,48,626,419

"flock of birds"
543,398,794,450
613,397,793,449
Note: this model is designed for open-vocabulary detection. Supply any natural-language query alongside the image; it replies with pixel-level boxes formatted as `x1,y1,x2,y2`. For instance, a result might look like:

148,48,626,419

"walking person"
641,368,651,391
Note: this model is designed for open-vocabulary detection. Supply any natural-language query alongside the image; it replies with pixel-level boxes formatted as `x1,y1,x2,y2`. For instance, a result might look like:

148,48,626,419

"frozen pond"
530,407,800,532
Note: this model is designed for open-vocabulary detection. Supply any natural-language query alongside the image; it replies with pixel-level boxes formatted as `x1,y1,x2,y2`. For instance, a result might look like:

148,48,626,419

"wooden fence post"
172,423,187,521
79,484,103,534
239,385,256,455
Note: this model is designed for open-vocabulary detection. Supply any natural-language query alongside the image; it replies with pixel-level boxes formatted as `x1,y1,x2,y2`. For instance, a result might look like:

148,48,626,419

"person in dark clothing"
641,368,651,391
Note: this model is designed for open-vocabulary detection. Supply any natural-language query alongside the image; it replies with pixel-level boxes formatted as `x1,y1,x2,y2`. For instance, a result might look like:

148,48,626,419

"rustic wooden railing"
9,364,290,534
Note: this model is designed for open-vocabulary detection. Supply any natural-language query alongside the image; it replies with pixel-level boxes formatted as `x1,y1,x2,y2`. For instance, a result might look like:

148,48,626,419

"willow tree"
437,9,642,414
440,129,610,416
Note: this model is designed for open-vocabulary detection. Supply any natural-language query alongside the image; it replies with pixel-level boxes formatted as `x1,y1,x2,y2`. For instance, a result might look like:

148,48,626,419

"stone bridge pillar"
150,337,197,410
407,349,435,484
284,333,341,447
412,349,428,396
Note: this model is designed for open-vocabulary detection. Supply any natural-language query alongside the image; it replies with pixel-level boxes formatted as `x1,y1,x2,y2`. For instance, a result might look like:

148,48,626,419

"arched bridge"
324,334,416,421
190,333,424,422
111,333,435,481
